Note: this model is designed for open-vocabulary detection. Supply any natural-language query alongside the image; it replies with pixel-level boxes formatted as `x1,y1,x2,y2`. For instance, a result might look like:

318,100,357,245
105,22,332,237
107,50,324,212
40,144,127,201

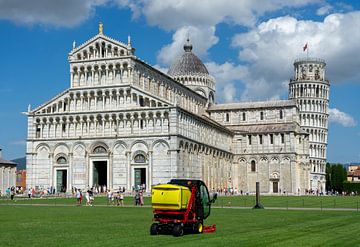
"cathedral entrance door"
93,161,108,189
134,168,146,190
56,169,67,193
272,181,279,193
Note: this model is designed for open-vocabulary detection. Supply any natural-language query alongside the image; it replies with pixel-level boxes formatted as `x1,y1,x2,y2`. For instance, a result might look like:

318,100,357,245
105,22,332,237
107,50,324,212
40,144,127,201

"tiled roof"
227,122,307,134
168,39,209,76
208,100,296,111
0,158,17,166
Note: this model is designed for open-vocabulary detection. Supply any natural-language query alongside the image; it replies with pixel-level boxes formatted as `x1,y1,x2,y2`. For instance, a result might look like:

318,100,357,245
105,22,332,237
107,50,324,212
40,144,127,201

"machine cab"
169,179,215,220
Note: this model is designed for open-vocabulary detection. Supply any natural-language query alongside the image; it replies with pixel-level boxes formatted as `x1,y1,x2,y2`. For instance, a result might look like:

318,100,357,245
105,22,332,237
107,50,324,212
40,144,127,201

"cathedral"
26,25,329,194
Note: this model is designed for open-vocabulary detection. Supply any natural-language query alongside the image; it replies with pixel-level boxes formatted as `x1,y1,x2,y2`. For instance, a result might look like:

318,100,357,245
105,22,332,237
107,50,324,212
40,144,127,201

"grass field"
1,205,360,247
1,195,360,210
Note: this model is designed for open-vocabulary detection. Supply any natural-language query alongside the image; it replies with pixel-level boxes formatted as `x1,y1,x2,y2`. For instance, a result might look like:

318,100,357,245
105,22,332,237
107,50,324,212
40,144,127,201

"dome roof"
168,39,209,77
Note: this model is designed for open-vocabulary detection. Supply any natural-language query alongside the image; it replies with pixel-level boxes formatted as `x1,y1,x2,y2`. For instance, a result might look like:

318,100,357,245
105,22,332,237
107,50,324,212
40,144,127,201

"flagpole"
307,43,309,60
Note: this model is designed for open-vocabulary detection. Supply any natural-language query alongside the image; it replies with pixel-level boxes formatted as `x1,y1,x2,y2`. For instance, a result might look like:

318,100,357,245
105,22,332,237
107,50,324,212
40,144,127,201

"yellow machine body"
151,184,191,210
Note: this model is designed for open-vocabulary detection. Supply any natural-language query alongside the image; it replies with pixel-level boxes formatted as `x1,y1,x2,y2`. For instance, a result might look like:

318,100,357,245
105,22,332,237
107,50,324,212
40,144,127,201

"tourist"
139,190,144,206
107,190,113,205
85,189,90,206
79,189,83,205
76,189,81,206
89,189,94,206
10,186,15,200
134,191,140,206
28,188,32,199
119,191,124,206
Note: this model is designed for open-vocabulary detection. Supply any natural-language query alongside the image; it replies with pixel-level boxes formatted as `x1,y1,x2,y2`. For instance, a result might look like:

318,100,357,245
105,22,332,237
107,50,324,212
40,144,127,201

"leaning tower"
289,58,330,193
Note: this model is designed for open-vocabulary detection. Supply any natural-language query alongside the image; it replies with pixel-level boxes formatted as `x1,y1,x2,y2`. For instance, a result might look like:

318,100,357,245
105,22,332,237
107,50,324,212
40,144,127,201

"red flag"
303,43,308,51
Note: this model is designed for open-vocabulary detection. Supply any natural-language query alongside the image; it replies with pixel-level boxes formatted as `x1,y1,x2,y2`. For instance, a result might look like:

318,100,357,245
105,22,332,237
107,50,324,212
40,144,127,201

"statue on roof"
99,22,103,34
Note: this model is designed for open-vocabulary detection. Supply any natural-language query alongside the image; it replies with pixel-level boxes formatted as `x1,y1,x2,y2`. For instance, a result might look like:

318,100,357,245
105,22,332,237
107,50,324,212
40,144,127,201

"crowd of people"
72,186,129,207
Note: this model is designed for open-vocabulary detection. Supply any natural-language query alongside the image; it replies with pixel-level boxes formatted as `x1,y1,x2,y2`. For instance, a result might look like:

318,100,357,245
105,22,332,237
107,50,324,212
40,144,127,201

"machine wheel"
150,223,159,235
193,222,203,234
173,224,184,237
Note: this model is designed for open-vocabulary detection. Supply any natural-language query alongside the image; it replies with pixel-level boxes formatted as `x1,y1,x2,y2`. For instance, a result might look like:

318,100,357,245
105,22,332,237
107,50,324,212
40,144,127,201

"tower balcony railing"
290,77,329,83
294,57,325,64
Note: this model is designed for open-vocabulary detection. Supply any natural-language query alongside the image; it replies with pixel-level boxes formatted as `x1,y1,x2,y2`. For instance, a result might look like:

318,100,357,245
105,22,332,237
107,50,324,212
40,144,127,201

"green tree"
326,163,347,193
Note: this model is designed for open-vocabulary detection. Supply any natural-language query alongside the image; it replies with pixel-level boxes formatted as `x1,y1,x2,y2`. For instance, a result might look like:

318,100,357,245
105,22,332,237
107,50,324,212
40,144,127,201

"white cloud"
157,26,218,66
206,62,248,103
231,12,360,100
316,5,333,16
118,0,320,30
0,0,108,27
329,108,357,127
152,64,169,74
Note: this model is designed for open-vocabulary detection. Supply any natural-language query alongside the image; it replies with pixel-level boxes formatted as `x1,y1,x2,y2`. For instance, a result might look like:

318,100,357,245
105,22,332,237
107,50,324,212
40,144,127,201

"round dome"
168,39,209,77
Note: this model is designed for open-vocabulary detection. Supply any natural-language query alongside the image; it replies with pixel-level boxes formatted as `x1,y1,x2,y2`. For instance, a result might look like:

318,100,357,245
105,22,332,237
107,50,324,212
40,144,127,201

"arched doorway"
132,152,147,191
89,145,109,191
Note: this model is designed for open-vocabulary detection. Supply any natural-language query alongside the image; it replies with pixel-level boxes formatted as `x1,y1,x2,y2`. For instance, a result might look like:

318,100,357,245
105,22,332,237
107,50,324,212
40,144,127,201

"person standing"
28,188,32,199
76,189,81,206
85,190,90,206
107,190,113,205
139,190,144,206
10,187,15,200
119,191,124,207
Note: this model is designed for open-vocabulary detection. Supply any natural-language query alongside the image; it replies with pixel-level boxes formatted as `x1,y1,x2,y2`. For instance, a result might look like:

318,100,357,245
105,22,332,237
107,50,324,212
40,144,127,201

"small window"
248,135,252,145
36,126,41,138
270,134,274,144
259,135,263,145
226,113,230,122
139,97,145,107
251,160,256,172
242,112,246,121
280,110,283,119
62,124,66,133
140,119,144,129
299,137,302,144
260,111,264,120
281,134,285,144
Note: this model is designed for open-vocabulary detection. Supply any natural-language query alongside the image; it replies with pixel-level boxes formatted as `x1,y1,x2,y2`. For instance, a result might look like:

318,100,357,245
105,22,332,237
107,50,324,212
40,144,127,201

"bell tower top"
293,57,327,83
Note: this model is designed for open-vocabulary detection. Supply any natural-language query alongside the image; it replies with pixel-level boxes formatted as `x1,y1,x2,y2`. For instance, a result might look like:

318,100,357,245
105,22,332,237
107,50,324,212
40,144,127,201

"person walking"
139,190,144,206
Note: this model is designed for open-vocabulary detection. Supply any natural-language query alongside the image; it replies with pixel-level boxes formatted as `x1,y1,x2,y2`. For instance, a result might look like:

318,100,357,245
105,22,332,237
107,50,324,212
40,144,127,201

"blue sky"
0,0,359,163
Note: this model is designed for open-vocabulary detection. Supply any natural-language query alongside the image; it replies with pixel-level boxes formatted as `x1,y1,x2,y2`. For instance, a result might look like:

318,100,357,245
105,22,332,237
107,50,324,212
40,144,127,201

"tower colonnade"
289,58,330,192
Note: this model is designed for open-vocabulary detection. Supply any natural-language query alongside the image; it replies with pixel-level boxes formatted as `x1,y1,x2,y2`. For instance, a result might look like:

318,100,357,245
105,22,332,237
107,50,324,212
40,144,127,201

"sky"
0,0,359,164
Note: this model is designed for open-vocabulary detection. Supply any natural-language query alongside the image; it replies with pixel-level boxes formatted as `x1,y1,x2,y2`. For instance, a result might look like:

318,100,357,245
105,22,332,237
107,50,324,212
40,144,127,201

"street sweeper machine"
150,179,217,237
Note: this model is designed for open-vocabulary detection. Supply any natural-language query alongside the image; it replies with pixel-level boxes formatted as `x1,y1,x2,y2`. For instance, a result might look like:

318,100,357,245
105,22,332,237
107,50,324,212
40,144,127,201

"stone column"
102,117,105,137
0,167,4,192
148,150,153,192
126,151,131,191
109,151,113,190
68,152,73,192
49,153,54,189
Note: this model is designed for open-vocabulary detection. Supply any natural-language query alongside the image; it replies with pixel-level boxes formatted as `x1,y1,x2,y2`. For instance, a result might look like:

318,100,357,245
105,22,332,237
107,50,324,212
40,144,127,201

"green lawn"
0,205,359,246
1,195,360,209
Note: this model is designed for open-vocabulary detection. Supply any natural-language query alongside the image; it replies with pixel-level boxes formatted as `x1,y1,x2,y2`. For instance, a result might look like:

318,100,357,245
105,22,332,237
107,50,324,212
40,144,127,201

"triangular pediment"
30,84,174,116
68,33,134,62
